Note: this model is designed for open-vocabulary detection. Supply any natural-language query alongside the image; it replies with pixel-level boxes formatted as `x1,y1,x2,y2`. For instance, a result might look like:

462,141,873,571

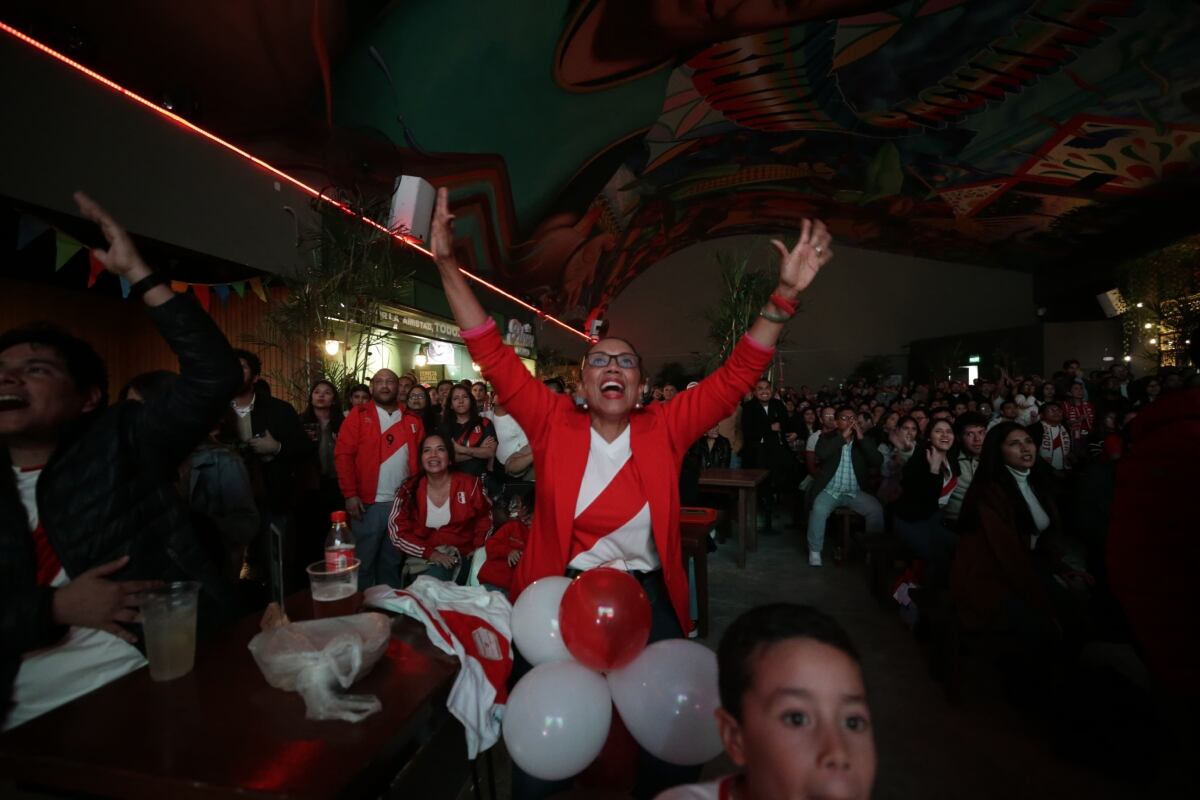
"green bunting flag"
54,232,82,271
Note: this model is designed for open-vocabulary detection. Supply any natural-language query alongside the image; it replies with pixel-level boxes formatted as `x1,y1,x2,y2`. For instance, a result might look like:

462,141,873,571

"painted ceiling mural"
332,0,1200,326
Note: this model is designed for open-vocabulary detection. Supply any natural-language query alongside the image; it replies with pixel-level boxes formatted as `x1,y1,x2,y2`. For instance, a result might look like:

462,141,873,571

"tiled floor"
465,515,1191,799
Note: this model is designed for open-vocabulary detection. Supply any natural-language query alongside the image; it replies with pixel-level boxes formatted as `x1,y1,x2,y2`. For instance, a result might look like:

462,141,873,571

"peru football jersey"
568,426,659,571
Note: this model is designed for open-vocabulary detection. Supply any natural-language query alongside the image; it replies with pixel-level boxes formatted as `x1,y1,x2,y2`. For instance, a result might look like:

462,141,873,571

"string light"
1123,355,1132,362
1149,337,1158,345
324,339,340,356
1143,323,1153,329
0,20,593,343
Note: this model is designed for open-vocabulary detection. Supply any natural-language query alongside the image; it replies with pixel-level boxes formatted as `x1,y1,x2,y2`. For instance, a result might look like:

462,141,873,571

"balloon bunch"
502,568,723,785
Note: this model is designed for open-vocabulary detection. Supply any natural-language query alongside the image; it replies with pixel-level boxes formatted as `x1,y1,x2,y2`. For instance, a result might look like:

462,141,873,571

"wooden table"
0,592,460,799
698,468,769,568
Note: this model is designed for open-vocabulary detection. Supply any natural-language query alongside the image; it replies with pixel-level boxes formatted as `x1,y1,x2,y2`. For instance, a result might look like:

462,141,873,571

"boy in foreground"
658,603,876,800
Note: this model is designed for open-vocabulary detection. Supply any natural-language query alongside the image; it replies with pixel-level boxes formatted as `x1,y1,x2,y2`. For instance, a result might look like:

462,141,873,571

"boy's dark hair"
543,378,566,393
953,411,989,437
0,324,109,410
348,382,370,396
231,348,261,379
717,603,861,721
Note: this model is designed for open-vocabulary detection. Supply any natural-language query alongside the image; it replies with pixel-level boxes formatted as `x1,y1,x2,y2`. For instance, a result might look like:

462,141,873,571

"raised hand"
73,192,151,280
430,187,456,266
769,218,834,299
927,445,946,474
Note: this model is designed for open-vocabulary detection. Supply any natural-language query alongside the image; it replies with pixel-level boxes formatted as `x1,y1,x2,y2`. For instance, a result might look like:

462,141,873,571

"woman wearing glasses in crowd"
427,188,834,799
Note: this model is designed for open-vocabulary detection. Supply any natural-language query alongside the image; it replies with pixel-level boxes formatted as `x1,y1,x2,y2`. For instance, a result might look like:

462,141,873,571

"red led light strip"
0,20,592,342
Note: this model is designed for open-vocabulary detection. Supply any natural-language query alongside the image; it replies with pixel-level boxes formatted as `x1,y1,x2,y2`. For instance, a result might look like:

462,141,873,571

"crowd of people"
656,348,1198,776
3,192,1195,799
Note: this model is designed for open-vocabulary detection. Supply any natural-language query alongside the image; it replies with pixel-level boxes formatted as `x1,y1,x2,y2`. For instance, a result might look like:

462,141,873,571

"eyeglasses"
836,414,856,421
585,352,640,369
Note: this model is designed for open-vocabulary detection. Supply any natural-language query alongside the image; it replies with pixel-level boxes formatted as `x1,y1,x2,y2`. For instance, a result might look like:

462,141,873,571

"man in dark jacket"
740,379,797,527
806,407,884,566
0,192,242,728
228,349,314,590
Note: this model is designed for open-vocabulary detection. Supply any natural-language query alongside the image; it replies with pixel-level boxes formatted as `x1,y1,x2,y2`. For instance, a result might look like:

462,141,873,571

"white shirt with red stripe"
655,775,736,800
938,469,958,508
5,466,146,732
364,579,513,758
1038,423,1069,471
568,426,659,572
375,405,414,503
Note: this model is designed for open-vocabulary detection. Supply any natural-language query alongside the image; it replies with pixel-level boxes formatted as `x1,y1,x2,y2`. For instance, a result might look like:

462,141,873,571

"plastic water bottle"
324,510,355,571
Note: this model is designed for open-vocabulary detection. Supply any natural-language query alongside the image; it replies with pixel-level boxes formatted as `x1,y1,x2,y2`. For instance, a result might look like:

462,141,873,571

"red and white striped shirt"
568,426,659,572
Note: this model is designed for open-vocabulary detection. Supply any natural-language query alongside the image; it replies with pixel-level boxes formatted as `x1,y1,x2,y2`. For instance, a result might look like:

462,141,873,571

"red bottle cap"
331,511,348,523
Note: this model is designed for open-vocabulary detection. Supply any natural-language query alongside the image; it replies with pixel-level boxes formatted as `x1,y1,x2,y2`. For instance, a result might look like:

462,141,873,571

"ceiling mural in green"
332,0,1200,324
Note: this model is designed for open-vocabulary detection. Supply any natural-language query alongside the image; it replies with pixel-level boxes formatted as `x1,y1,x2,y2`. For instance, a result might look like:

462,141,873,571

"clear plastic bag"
248,613,391,722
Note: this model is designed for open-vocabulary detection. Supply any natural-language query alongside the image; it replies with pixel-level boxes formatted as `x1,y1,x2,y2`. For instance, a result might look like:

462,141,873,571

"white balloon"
607,639,723,766
503,660,613,781
511,576,573,665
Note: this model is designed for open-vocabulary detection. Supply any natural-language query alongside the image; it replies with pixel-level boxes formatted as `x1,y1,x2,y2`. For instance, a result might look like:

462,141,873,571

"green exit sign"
967,355,981,364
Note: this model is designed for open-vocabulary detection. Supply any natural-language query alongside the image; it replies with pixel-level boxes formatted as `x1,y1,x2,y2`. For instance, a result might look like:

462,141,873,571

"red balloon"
559,568,652,671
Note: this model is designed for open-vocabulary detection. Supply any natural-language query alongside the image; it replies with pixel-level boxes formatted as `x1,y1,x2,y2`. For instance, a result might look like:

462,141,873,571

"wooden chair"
828,507,862,565
680,507,718,638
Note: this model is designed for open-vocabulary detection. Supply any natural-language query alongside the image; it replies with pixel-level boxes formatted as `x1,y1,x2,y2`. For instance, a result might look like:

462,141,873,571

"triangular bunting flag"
170,280,188,294
86,252,105,288
249,277,267,303
119,277,132,298
213,284,231,305
192,284,212,312
17,217,51,250
231,281,247,298
55,232,83,271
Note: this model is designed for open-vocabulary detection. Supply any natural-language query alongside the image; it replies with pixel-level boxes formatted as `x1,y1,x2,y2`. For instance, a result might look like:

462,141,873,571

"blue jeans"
509,571,700,800
354,501,403,590
807,490,883,554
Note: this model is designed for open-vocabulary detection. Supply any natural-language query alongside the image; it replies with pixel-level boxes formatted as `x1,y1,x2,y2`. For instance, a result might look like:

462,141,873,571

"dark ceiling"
6,0,1200,324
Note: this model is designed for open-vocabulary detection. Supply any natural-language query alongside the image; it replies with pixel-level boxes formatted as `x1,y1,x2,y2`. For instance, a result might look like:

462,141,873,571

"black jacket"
810,430,883,495
893,446,961,522
740,398,789,467
1,294,242,718
238,379,314,512
689,435,732,471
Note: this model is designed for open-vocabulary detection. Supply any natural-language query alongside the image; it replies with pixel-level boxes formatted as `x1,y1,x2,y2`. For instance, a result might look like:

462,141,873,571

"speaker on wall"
1096,288,1128,318
388,175,437,243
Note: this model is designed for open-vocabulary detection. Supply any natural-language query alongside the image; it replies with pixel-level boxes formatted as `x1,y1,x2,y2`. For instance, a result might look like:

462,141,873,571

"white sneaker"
809,551,823,567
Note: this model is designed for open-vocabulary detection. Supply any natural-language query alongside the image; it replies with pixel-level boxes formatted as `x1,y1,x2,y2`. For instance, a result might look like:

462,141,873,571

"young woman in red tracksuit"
429,189,835,799
387,433,492,583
